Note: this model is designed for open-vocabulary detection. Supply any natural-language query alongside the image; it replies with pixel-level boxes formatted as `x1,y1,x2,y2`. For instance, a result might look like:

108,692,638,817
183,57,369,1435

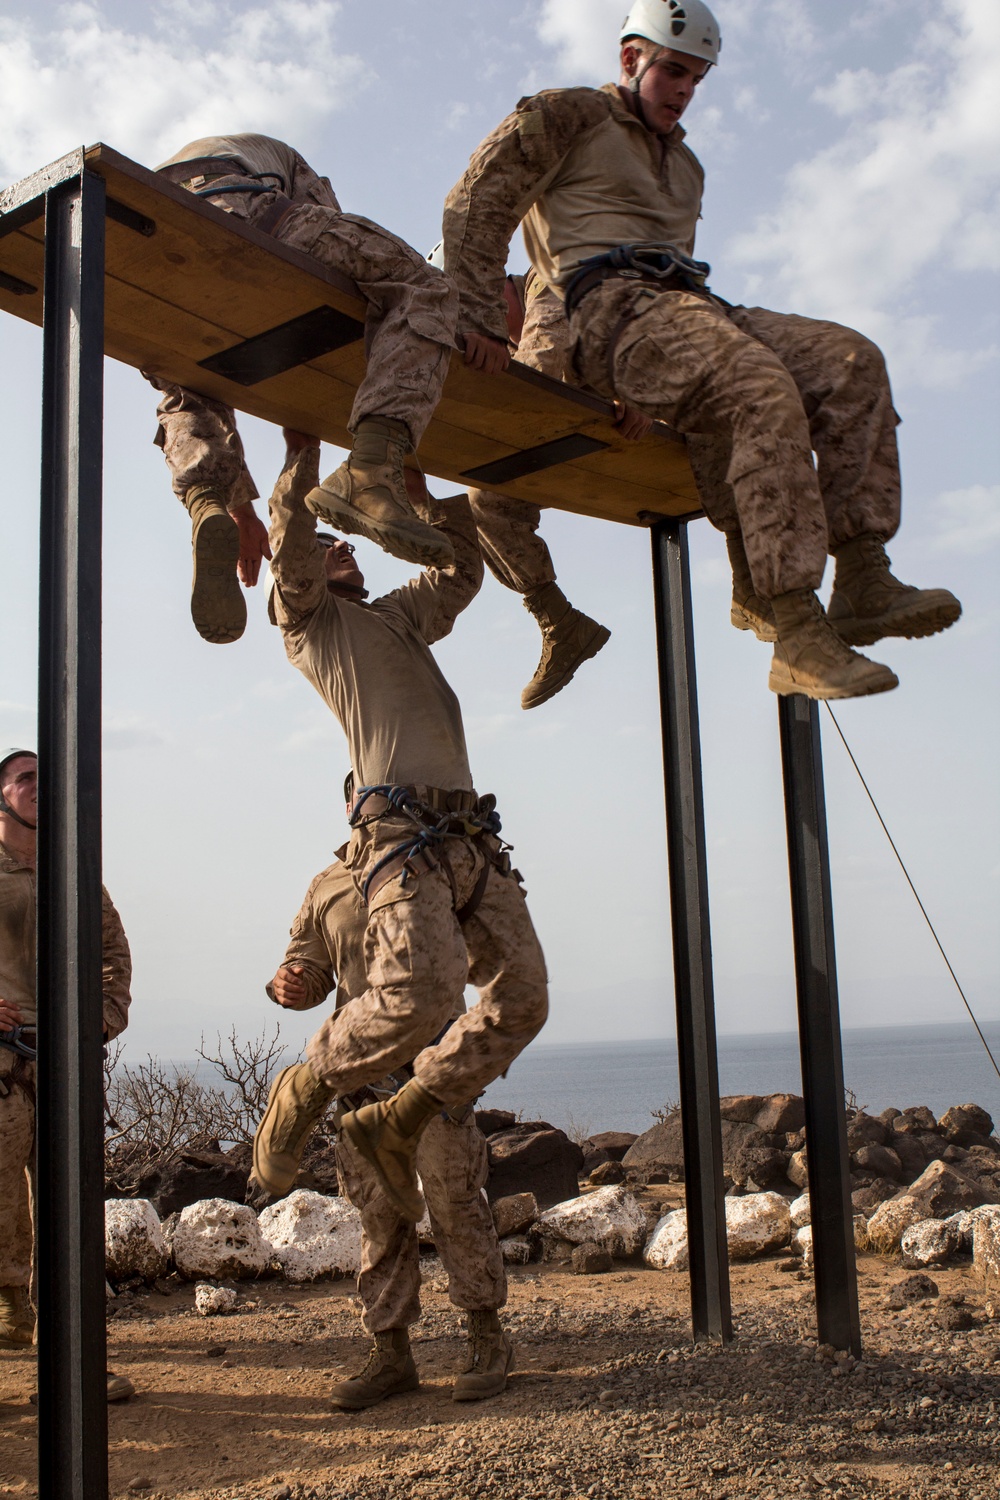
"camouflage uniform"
0,843,131,1290
148,133,457,487
271,859,505,1333
269,445,548,1110
443,84,902,600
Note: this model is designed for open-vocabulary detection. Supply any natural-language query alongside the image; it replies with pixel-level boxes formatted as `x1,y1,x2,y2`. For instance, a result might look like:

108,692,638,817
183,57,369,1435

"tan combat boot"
251,1062,336,1198
769,589,899,700
339,1077,443,1222
30,1371,136,1404
521,583,611,710
827,533,962,646
726,533,776,642
452,1309,515,1402
306,417,455,568
184,484,245,645
0,1286,34,1349
329,1329,419,1410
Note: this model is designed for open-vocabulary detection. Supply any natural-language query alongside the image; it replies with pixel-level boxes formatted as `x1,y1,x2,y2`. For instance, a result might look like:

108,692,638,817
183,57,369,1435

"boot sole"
521,625,612,710
330,1369,420,1410
304,483,456,570
731,603,777,643
0,1333,34,1350
768,664,899,700
830,595,962,647
191,512,245,644
340,1109,424,1223
251,1065,302,1198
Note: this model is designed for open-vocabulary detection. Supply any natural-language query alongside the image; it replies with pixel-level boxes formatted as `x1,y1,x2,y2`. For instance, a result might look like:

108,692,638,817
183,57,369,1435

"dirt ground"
2,1206,999,1500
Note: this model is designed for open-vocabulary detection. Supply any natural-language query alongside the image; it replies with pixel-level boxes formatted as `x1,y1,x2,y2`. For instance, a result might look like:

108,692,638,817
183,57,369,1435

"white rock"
946,1204,1000,1254
900,1217,965,1268
643,1210,689,1272
500,1236,534,1265
194,1283,238,1317
725,1192,791,1261
537,1185,647,1258
865,1194,924,1254
790,1191,811,1229
172,1198,269,1281
787,1216,867,1270
973,1208,1000,1290
105,1198,167,1282
258,1190,362,1283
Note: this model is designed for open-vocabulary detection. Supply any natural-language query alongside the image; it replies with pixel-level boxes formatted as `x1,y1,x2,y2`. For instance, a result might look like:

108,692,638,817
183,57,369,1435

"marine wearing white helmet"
620,0,721,66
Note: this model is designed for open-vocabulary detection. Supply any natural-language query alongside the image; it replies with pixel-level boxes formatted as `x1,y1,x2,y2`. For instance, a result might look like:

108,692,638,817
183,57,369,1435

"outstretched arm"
442,88,611,353
389,469,484,645
266,872,336,1011
267,432,326,625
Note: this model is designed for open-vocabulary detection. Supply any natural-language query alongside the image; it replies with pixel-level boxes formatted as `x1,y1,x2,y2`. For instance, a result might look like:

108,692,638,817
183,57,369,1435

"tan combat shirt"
268,856,464,1033
0,842,132,1037
157,133,339,212
443,83,704,342
269,452,483,792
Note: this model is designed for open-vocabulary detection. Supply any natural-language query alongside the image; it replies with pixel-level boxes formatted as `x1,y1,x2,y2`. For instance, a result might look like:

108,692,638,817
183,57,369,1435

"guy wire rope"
823,703,1000,1084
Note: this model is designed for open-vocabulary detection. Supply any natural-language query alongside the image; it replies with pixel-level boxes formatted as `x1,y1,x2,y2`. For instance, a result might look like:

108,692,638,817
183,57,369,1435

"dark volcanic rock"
892,1106,939,1135
571,1242,613,1275
846,1111,889,1151
753,1094,805,1134
852,1179,898,1213
938,1103,995,1146
886,1272,938,1308
906,1159,1000,1218
730,1145,791,1191
890,1133,930,1184
852,1143,903,1181
589,1160,626,1185
486,1125,584,1210
475,1109,517,1138
491,1192,538,1238
718,1095,766,1124
583,1130,638,1161
133,1147,250,1218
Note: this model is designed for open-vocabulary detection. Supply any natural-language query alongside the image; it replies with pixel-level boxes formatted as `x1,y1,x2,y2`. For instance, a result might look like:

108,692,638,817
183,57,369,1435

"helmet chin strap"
0,801,36,832
629,47,662,131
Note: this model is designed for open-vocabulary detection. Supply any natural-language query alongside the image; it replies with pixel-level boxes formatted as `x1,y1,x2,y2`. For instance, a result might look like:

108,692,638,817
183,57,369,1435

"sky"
1,0,998,1069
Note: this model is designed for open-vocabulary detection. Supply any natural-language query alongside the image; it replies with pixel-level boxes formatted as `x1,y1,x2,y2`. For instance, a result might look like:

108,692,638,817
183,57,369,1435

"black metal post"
651,519,732,1343
35,168,108,1499
778,694,861,1356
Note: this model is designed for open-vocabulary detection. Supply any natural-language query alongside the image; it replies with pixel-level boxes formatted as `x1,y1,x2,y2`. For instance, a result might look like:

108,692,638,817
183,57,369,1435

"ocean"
476,1021,1000,1138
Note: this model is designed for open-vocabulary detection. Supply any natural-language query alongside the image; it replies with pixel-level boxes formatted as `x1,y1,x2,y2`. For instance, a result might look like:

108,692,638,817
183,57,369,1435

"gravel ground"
1,1247,998,1499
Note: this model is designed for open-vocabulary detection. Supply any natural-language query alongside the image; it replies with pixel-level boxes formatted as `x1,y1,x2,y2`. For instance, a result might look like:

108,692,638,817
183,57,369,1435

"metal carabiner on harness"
0,1026,37,1062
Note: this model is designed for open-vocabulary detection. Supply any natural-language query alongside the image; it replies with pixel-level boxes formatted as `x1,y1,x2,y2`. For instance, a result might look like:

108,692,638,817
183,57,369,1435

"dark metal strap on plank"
778,693,861,1357
36,166,110,1500
461,432,608,488
651,518,732,1344
199,303,365,385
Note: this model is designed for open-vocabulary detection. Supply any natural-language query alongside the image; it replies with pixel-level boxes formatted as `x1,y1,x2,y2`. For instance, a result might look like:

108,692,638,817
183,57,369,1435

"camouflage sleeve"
288,149,342,211
265,873,334,1011
100,887,132,1040
267,443,327,626
385,492,483,645
442,88,612,344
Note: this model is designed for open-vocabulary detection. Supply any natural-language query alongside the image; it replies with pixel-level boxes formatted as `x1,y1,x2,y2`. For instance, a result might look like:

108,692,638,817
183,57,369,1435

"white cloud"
728,0,1000,382
932,483,1000,552
103,712,168,751
0,1,363,184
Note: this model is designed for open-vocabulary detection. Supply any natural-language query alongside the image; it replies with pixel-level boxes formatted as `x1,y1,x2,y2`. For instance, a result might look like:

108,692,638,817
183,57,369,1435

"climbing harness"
0,1025,36,1062
349,784,509,916
156,158,296,237
564,242,712,318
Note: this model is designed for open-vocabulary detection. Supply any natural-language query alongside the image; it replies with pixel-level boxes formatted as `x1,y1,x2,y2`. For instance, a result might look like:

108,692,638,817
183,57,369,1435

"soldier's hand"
614,403,653,442
270,965,309,1008
232,504,272,587
0,997,24,1029
463,332,511,375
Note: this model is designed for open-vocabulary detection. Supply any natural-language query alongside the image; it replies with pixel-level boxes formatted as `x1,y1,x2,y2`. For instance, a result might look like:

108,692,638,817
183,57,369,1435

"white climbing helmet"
426,241,445,271
620,0,721,67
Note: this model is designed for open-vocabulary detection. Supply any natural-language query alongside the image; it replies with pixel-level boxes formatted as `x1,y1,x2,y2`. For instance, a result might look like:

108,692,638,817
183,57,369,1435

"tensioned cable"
824,703,1000,1083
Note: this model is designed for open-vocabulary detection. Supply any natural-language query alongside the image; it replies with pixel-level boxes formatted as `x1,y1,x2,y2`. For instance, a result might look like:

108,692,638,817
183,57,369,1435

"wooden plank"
0,143,701,526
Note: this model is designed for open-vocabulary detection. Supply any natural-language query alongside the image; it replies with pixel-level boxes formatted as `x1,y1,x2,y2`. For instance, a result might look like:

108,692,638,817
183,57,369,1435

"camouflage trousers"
147,190,458,503
467,279,569,595
336,1107,506,1332
307,822,548,1109
0,1059,35,1290
571,284,902,598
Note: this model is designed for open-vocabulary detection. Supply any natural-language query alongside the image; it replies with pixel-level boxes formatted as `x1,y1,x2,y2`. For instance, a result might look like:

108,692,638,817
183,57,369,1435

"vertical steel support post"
778,694,861,1356
35,168,108,1500
651,519,732,1343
